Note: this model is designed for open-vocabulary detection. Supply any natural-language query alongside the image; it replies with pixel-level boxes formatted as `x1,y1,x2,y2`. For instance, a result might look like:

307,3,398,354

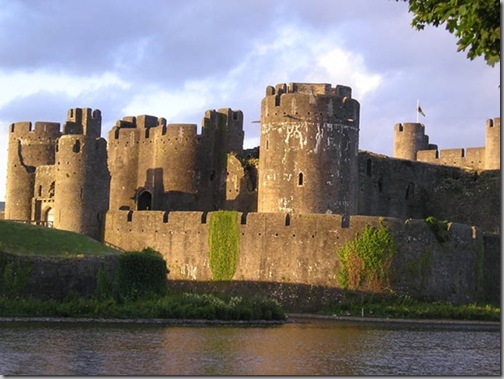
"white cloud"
0,70,130,108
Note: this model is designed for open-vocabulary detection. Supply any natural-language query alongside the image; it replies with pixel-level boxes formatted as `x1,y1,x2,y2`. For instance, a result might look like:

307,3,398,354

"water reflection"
0,320,500,375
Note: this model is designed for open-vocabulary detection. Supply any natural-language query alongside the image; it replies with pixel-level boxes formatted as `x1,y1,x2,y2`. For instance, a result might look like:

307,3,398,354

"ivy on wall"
208,211,240,281
336,222,396,292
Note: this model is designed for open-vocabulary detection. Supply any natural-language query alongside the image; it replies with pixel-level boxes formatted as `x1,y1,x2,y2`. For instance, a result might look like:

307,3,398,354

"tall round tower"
258,82,360,217
154,123,198,210
53,109,109,240
5,121,61,221
484,117,500,170
393,122,429,161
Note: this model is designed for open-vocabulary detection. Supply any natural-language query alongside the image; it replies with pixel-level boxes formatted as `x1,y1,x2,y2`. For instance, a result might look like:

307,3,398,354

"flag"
417,105,426,117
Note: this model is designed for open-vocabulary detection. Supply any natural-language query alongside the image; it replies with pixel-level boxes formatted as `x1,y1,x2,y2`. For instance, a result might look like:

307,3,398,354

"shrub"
117,247,168,300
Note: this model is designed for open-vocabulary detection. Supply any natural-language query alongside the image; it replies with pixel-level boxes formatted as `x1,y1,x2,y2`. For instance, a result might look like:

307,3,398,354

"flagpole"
416,99,419,123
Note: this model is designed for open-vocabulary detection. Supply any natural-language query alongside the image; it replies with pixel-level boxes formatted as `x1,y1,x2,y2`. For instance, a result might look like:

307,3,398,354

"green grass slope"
0,220,119,257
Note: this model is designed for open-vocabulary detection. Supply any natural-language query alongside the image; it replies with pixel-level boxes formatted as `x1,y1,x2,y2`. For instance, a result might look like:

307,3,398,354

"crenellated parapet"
394,117,500,171
63,108,102,139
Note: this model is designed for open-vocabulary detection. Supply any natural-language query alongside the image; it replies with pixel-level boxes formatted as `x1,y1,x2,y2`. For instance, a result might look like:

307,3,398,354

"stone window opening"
298,172,304,186
366,159,372,176
38,185,42,197
73,140,81,153
405,182,415,200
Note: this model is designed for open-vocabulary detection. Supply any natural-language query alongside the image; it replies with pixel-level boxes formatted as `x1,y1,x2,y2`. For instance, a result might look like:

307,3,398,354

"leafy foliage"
337,223,396,292
208,211,240,281
322,292,500,321
0,291,286,321
402,0,500,66
116,247,168,300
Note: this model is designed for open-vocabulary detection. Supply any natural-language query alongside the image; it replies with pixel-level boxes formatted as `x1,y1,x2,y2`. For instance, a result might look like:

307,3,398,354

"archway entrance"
137,191,152,210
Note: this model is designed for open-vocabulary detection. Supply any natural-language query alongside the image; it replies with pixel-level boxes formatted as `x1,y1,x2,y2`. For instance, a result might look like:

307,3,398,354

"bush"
116,247,169,300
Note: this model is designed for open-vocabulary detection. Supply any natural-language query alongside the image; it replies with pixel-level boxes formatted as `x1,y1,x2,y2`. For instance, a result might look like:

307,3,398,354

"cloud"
0,0,499,202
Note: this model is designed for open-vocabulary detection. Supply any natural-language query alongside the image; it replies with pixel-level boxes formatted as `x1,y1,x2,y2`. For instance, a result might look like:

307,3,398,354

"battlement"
261,82,359,127
9,121,61,139
265,82,352,98
63,108,102,138
202,108,244,129
417,147,486,169
111,115,167,139
486,117,500,129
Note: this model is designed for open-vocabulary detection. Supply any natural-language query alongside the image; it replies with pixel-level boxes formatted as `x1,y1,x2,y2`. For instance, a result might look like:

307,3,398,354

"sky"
0,0,500,201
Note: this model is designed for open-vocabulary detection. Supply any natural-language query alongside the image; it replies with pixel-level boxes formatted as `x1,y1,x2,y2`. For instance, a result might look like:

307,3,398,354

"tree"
402,0,500,66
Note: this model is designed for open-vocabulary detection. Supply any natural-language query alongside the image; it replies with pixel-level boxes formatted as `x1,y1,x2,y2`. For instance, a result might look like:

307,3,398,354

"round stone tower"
53,109,110,240
154,123,198,210
484,117,500,170
5,121,61,221
393,122,429,161
258,82,360,217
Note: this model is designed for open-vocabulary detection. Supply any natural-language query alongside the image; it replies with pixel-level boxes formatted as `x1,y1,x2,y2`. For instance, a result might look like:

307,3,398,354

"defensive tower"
108,115,199,212
5,121,61,220
196,108,244,210
484,117,500,170
53,109,109,240
393,122,432,161
258,82,360,219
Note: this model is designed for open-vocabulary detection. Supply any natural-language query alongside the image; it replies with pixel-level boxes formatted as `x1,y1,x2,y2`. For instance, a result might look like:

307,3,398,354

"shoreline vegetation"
0,291,499,324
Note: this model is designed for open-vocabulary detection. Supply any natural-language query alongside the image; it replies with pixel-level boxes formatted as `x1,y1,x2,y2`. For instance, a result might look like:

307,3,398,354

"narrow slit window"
298,172,304,186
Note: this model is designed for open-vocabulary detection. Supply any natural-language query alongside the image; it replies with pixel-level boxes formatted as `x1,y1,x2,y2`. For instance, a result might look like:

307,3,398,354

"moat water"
0,318,500,375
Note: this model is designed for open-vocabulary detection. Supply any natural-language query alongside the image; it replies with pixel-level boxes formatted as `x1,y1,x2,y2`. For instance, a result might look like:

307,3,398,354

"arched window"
366,159,372,176
137,191,152,210
45,207,54,227
298,172,304,186
73,140,81,153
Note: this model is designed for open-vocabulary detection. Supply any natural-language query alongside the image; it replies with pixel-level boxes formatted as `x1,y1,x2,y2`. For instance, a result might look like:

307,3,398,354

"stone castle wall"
394,118,500,171
104,210,497,304
357,152,501,234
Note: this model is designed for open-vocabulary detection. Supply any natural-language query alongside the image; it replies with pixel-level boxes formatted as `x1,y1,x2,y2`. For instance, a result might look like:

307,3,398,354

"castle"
3,82,500,303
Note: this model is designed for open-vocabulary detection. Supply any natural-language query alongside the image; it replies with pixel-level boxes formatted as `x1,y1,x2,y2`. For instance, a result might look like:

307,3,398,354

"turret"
393,122,430,161
196,108,244,210
54,111,109,240
63,108,102,139
484,117,500,170
5,121,61,221
258,82,360,219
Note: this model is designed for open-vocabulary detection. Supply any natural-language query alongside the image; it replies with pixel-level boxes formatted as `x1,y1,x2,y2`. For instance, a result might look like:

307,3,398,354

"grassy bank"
0,220,118,256
319,294,500,322
0,292,286,321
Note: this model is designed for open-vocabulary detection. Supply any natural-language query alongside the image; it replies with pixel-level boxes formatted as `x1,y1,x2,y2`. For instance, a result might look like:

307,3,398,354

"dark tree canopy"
402,0,500,66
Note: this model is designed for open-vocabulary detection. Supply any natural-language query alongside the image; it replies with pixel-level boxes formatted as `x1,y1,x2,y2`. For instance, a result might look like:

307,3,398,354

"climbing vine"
336,223,396,292
208,211,240,281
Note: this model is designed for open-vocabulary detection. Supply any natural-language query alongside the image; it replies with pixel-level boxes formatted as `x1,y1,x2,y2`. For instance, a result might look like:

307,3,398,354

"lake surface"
0,317,500,375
